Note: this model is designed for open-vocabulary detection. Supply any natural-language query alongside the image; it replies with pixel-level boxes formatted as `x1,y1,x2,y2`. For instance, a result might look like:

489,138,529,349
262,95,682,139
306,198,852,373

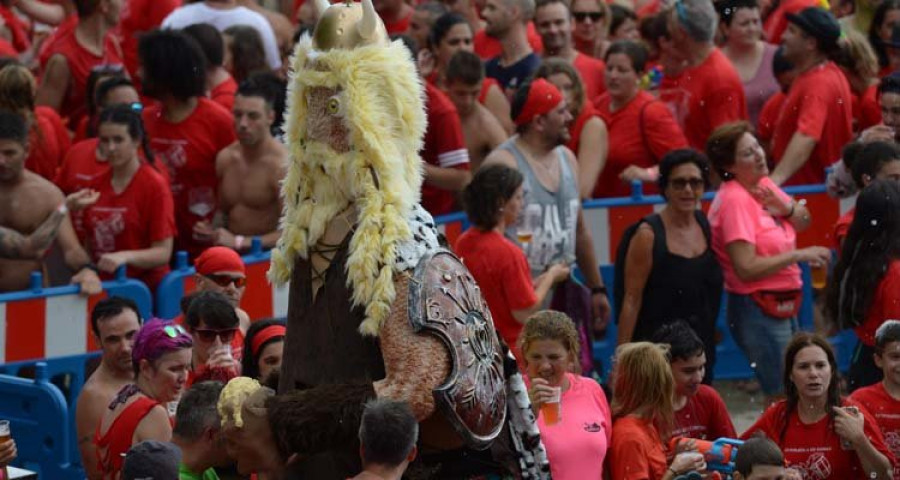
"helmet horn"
359,0,378,40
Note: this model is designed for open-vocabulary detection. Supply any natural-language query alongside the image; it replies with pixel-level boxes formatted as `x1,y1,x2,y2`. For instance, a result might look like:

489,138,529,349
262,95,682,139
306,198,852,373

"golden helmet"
312,0,390,51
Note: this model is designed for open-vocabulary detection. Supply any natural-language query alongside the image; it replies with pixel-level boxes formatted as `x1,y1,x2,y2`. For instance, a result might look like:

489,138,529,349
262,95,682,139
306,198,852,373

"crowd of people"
0,0,898,477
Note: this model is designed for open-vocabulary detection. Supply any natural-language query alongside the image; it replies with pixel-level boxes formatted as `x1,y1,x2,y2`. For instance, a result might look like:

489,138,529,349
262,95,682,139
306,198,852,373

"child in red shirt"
850,320,900,480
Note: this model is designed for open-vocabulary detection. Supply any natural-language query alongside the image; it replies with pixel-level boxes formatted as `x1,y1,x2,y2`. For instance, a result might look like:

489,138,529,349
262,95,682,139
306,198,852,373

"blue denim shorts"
727,293,799,395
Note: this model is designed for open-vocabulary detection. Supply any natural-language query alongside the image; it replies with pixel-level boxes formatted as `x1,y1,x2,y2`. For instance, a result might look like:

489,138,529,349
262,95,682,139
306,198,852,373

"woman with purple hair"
93,319,193,479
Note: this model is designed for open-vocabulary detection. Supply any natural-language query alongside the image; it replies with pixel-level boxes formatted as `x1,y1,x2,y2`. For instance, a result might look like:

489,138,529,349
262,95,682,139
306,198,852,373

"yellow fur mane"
269,36,427,337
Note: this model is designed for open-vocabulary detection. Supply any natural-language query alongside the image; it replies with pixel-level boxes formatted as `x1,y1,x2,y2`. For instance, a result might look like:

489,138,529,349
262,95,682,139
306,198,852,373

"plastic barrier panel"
0,363,82,479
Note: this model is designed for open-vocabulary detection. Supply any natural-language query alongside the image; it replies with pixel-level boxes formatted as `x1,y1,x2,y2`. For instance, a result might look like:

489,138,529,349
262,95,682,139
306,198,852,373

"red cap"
195,246,245,275
514,79,564,126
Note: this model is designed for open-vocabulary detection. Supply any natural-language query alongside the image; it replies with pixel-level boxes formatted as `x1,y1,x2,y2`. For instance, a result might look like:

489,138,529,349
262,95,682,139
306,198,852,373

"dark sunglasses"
572,11,604,22
193,328,237,343
205,274,247,288
669,178,705,191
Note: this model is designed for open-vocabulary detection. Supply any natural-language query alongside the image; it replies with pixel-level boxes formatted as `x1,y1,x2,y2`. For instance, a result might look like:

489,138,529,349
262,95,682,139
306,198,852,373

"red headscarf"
514,78,564,126
194,247,245,275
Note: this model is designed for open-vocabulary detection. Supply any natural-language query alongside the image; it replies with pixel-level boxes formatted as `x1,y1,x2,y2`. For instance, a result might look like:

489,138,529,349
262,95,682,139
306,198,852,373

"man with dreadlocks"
227,0,552,478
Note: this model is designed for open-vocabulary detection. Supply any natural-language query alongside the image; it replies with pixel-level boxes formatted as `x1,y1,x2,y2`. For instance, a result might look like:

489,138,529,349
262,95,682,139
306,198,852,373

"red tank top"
94,396,159,478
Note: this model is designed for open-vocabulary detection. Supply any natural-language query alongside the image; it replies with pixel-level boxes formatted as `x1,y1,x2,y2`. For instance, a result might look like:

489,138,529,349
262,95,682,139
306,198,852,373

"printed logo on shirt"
89,207,126,254
516,199,579,272
658,87,692,130
786,451,832,480
151,139,189,194
583,422,603,433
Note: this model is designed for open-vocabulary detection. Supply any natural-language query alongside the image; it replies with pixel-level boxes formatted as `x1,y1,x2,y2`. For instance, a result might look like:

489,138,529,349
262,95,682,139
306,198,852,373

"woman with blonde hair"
834,29,883,132
521,310,611,479
609,342,707,479
570,0,611,58
534,59,608,198
0,63,70,180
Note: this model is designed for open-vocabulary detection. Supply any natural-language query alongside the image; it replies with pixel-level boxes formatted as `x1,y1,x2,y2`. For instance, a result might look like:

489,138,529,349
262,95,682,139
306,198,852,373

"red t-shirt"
0,37,16,57
473,24,544,60
659,48,747,150
26,107,72,181
0,6,30,53
771,62,853,186
672,385,737,441
854,84,882,133
850,382,900,480
41,24,123,125
421,82,469,216
83,163,176,289
383,10,412,36
757,91,784,143
764,0,820,44
856,260,900,347
567,101,599,157
610,415,668,480
594,90,688,198
38,15,78,68
210,75,238,112
454,229,536,359
572,53,605,103
142,98,236,260
55,138,109,243
741,398,895,479
833,207,854,251
115,0,180,79
478,77,501,105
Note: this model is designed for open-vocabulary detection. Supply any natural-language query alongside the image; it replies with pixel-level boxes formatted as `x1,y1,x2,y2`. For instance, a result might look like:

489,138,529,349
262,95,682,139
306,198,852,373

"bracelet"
78,262,100,274
56,203,68,215
591,286,608,295
783,202,796,218
234,235,245,250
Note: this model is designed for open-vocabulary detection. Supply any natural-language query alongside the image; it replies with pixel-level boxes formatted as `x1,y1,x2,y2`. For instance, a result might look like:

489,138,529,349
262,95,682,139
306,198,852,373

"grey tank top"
500,137,580,277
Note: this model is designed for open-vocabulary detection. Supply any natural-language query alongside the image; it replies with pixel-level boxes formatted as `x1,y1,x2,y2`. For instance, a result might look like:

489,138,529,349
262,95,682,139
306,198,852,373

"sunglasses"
669,178,705,191
193,328,238,343
572,11,604,22
164,324,188,338
205,274,247,288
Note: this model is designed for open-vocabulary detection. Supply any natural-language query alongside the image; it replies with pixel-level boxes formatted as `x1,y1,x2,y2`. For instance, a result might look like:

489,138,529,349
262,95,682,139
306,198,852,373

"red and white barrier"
0,294,105,363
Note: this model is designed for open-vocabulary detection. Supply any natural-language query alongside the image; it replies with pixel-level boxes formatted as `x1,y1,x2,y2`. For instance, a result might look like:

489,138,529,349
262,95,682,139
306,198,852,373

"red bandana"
194,246,246,275
514,78,564,126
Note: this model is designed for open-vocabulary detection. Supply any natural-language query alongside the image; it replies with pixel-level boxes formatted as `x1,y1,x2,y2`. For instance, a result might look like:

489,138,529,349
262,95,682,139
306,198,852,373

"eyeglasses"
205,274,247,288
669,178,705,191
164,324,188,338
572,11,604,22
193,328,238,343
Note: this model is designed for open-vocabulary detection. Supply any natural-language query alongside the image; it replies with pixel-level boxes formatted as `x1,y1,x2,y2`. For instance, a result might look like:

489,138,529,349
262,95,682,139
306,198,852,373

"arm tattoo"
0,209,65,260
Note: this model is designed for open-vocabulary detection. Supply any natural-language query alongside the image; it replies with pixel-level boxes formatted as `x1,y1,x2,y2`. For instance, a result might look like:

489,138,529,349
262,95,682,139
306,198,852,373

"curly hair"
462,164,523,230
827,180,900,330
611,342,674,440
518,310,581,373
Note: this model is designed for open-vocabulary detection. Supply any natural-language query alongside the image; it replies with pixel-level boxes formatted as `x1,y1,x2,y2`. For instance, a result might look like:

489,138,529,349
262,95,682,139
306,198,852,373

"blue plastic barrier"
0,363,82,479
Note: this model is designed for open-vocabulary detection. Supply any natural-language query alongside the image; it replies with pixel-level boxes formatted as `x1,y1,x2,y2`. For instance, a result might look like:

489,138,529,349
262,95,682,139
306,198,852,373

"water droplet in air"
871,219,878,226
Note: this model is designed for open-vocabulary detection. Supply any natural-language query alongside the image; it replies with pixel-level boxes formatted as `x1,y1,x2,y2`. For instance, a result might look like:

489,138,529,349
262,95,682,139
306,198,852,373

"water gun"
668,437,745,476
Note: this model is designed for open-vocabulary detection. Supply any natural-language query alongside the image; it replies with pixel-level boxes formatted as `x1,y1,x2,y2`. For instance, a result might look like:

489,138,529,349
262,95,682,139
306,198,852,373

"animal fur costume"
265,0,549,478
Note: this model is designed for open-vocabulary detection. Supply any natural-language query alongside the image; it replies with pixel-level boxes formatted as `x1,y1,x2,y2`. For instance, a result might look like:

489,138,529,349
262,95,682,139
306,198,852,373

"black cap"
786,7,841,50
121,440,182,480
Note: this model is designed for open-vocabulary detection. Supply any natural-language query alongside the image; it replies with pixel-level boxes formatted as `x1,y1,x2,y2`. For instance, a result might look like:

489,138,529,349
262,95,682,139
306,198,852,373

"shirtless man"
444,50,508,171
198,75,287,251
76,296,142,480
0,189,98,259
0,110,101,294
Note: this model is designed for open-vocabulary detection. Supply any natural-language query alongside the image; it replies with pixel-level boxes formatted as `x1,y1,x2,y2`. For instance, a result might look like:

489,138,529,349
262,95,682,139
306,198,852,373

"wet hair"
185,291,240,330
716,0,758,26
445,50,485,86
428,12,469,50
650,320,705,362
604,40,648,72
174,381,224,440
612,342,674,440
241,318,286,380
238,72,287,136
91,296,141,338
0,64,35,114
733,437,784,477
0,109,28,145
772,46,794,76
705,121,754,181
535,58,586,114
462,164,524,230
833,29,879,83
518,311,582,373
878,73,900,97
224,25,269,84
98,103,156,167
609,4,637,37
183,23,225,68
869,0,900,69
828,180,900,330
849,141,900,188
358,399,418,466
656,149,711,199
131,319,193,376
779,333,841,443
875,320,900,354
138,29,207,101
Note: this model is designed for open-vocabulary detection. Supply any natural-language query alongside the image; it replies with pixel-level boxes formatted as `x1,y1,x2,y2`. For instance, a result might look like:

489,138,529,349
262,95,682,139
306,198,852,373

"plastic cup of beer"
541,386,561,425
0,419,10,477
811,263,827,289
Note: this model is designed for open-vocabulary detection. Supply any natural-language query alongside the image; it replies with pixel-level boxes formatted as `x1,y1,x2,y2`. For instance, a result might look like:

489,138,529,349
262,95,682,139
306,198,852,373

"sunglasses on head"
163,324,188,338
193,328,238,343
572,11,604,22
205,274,247,288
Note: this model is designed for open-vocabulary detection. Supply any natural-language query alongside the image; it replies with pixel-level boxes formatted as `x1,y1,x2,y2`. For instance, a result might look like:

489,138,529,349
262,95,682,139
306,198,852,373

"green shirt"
178,463,220,480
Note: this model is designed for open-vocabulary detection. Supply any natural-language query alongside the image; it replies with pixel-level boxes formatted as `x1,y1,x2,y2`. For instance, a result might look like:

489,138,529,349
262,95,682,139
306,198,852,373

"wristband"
234,235,245,250
591,286,607,295
56,203,68,215
78,262,100,274
783,202,795,218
